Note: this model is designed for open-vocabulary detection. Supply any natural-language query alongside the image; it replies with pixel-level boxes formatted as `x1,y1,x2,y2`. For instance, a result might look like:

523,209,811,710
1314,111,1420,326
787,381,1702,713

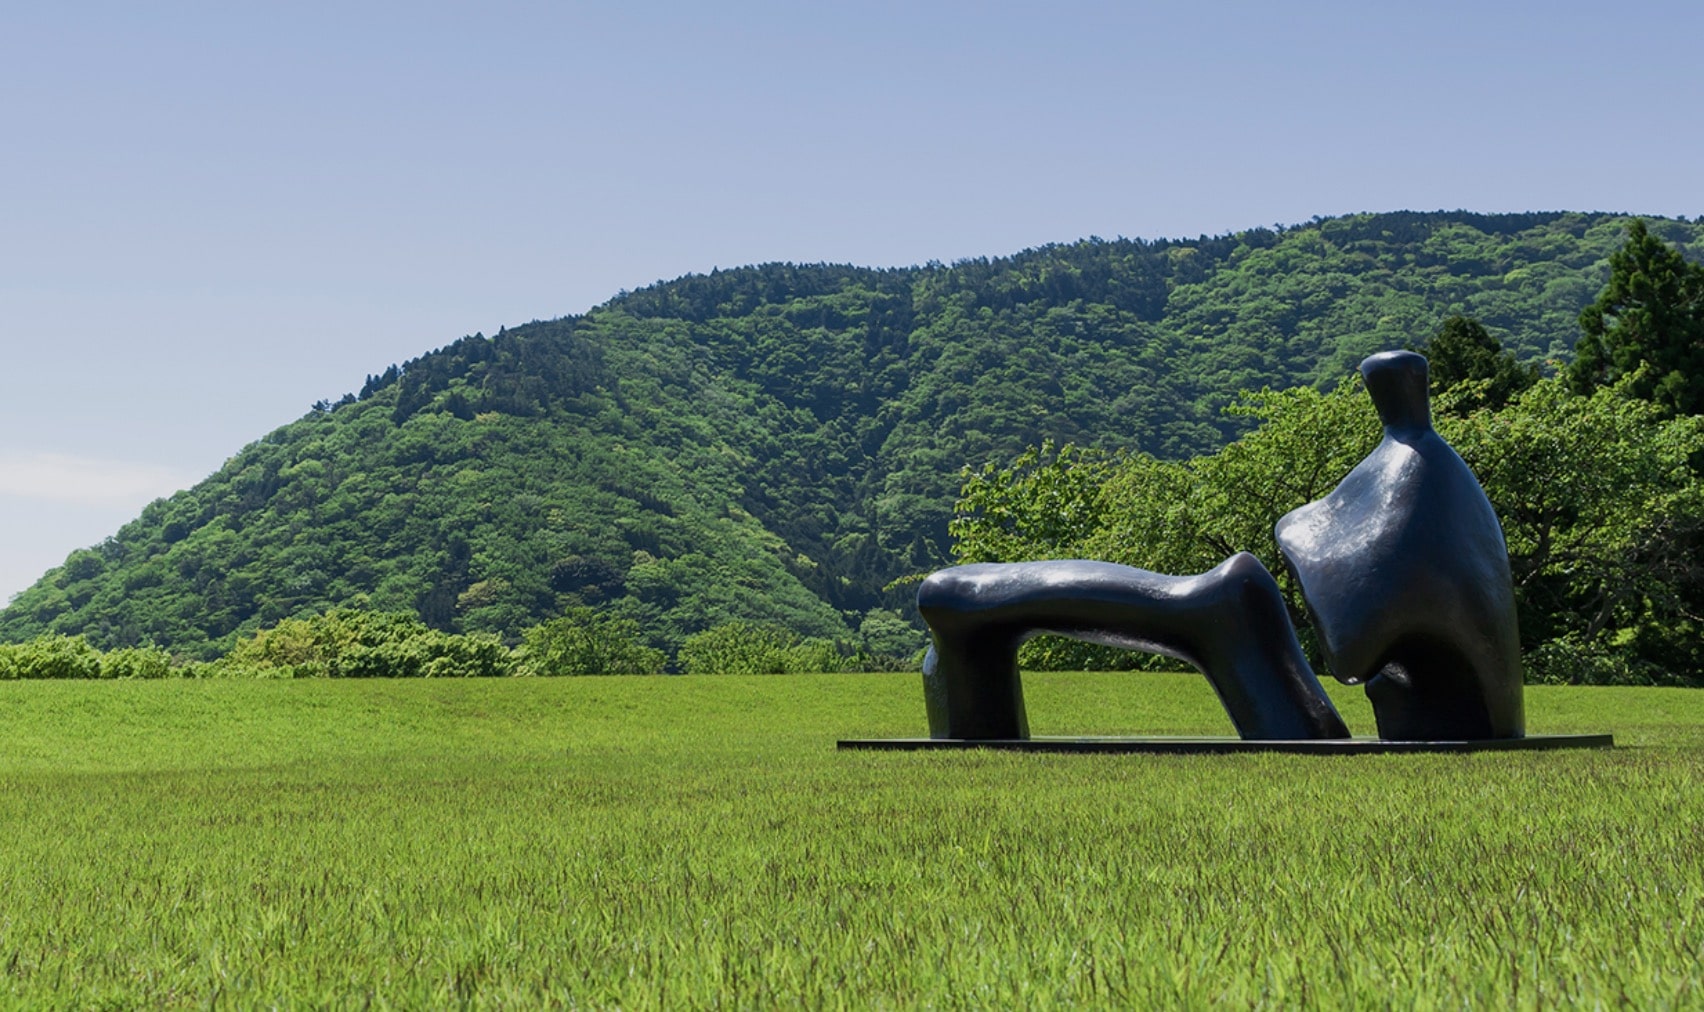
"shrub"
220,609,516,678
100,646,176,679
678,622,850,675
516,608,666,676
0,635,106,679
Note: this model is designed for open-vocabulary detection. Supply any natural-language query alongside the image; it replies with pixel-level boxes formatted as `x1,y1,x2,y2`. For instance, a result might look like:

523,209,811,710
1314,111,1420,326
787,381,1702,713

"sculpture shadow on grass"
916,351,1525,743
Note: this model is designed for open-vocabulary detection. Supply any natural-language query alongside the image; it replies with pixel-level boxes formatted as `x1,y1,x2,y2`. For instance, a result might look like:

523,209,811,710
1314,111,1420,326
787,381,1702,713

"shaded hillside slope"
6,211,1702,657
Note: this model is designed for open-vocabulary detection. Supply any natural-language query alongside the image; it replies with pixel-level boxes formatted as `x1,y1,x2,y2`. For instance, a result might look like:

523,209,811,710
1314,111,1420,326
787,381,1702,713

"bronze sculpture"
912,351,1531,744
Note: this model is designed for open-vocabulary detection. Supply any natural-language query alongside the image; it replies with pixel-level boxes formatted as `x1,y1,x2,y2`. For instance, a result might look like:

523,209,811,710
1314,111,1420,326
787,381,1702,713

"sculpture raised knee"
919,554,1348,740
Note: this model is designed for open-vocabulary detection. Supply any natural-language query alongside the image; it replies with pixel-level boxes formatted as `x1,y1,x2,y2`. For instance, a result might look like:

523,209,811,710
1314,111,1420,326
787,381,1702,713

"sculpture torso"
1275,351,1524,739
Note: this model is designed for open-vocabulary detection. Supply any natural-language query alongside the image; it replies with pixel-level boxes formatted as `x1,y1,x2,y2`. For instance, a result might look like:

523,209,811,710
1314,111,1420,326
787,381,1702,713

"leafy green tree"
1084,381,1378,587
1570,220,1704,415
516,608,665,675
947,442,1117,566
946,443,1135,671
1439,377,1704,684
1419,316,1538,413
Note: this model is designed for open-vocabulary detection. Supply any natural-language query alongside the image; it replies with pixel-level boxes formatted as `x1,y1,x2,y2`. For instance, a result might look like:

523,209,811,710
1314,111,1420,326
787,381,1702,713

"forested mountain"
6,211,1702,658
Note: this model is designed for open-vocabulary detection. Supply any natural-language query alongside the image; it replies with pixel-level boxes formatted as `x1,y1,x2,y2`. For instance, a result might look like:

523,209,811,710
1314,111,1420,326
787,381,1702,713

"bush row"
0,636,176,680
0,608,921,679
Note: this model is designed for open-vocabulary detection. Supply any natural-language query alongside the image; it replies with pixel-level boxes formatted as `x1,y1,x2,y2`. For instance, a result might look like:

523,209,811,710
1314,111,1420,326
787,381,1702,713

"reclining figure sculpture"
916,350,1525,742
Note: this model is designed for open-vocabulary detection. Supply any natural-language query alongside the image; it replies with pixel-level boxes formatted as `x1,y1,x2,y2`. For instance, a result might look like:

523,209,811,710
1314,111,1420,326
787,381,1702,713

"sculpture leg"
917,553,1349,741
921,632,1029,740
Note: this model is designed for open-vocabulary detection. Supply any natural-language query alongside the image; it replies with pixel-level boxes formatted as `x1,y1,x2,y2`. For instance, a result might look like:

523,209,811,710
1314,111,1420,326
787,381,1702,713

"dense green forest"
4,211,1702,663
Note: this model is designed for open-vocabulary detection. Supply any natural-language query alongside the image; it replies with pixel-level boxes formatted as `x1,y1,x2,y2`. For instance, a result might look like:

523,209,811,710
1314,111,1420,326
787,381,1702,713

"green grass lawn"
0,673,1698,1008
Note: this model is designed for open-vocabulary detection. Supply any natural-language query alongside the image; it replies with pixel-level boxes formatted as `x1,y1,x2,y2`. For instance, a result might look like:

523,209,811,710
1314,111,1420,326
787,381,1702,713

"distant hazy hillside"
6,211,1701,657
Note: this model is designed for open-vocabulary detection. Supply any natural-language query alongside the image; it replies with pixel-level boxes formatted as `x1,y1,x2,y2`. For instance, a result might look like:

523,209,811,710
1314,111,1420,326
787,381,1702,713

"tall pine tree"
1419,315,1537,413
1570,220,1704,415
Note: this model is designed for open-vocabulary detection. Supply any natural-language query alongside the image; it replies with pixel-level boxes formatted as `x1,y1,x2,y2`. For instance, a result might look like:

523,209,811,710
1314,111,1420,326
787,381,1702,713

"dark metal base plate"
837,733,1614,755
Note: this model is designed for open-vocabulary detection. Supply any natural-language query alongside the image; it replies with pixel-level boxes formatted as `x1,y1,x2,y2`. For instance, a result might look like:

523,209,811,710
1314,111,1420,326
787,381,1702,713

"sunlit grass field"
0,673,1698,1008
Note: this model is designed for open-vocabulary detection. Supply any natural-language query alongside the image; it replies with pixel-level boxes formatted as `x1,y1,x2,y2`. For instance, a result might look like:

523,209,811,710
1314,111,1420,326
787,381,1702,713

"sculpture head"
1360,350,1430,432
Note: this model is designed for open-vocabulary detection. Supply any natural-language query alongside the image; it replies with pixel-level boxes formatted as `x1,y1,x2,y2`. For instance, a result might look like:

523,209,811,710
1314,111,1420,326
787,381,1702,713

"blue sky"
2,1,1700,605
